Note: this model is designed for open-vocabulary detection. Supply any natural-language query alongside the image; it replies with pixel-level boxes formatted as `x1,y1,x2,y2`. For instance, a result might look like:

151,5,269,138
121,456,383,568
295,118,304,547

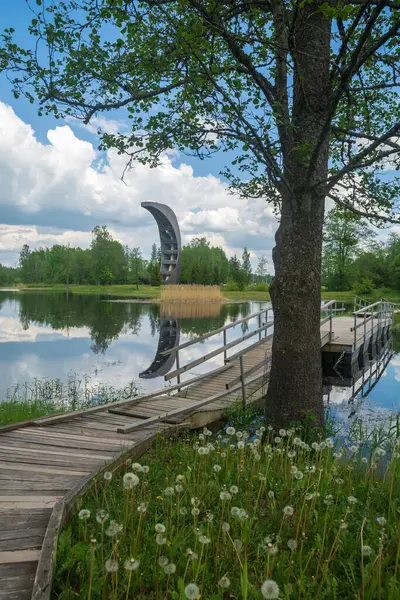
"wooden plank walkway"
321,315,393,353
0,336,273,600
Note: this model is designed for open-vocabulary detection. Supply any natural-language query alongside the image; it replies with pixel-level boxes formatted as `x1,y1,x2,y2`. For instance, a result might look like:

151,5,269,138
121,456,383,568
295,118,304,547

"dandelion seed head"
290,465,298,474
218,575,231,588
198,535,211,544
164,486,175,496
324,494,334,505
220,491,232,501
198,433,205,441
184,583,200,600
131,462,143,472
191,508,200,516
142,465,149,473
105,520,123,537
222,522,230,532
361,457,368,464
279,429,286,437
340,522,348,530
158,556,169,567
268,544,278,555
96,510,109,524
197,447,209,456
137,502,147,514
377,516,386,527
191,497,200,507
176,474,185,482
78,509,91,520
213,464,222,472
156,534,167,545
261,579,280,599
293,437,302,446
123,472,139,489
237,441,245,449
105,558,119,573
220,452,226,458
206,512,214,522
180,507,188,516
226,426,236,436
259,473,267,482
362,545,373,557
124,558,140,571
283,505,294,516
175,484,184,493
231,506,240,517
103,471,112,482
233,539,243,551
288,451,296,458
164,563,176,574
287,539,298,550
347,496,358,505
274,437,281,444
155,523,166,533
305,492,315,501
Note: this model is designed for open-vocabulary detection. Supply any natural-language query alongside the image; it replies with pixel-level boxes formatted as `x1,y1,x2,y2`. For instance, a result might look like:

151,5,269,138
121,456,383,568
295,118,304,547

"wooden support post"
258,314,262,341
176,351,181,388
223,329,227,363
329,305,333,340
353,313,357,349
240,355,246,408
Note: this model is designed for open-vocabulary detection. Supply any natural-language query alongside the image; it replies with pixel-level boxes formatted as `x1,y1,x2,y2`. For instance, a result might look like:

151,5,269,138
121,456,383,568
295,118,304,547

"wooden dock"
0,298,394,599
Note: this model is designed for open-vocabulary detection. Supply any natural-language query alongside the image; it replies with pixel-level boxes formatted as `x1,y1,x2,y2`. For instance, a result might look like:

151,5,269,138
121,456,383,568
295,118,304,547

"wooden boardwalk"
0,298,394,599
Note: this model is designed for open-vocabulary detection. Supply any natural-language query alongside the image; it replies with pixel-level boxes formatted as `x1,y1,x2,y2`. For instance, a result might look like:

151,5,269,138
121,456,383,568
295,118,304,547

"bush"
250,283,269,292
353,277,375,296
225,279,240,291
54,422,400,600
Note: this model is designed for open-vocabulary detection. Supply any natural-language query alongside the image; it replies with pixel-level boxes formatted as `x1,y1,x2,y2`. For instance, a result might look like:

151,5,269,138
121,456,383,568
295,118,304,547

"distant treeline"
322,207,400,294
0,227,271,289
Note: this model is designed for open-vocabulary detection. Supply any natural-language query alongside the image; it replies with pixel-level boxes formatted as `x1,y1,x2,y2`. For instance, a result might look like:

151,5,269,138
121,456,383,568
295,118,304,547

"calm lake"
0,290,399,424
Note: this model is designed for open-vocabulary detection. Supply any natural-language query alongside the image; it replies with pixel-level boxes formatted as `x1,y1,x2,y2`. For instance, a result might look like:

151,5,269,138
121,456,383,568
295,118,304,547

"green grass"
0,375,141,427
54,416,400,600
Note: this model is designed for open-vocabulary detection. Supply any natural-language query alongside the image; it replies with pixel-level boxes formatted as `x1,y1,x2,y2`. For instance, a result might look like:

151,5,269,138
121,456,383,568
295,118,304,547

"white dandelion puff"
105,558,119,573
103,471,112,482
362,545,373,557
218,575,231,588
283,505,294,516
78,509,91,520
231,506,240,517
123,473,139,489
220,491,232,501
155,523,166,533
96,510,109,524
287,539,298,550
191,508,200,516
156,534,167,545
213,465,222,472
176,474,185,482
184,583,200,600
347,496,358,505
142,465,149,474
158,556,169,567
131,462,143,472
233,539,243,551
222,522,230,532
237,441,245,449
198,535,211,544
377,516,386,527
164,563,176,575
175,484,184,493
137,502,147,514
261,579,280,599
105,520,123,537
230,485,239,495
279,429,286,437
226,426,236,435
164,486,175,496
124,558,140,571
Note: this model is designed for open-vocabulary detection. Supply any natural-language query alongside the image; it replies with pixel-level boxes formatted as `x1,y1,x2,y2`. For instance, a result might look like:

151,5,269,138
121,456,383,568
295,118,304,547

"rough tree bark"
265,4,332,428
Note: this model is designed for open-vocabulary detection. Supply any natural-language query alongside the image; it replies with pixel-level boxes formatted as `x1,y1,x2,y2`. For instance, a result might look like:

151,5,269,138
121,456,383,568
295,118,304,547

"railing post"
176,350,181,389
240,355,246,408
353,312,357,349
258,313,262,341
329,304,333,340
223,329,227,363
265,308,269,338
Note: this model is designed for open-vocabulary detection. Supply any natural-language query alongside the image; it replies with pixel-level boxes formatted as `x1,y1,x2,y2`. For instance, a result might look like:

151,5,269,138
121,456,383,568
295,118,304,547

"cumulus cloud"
0,102,278,267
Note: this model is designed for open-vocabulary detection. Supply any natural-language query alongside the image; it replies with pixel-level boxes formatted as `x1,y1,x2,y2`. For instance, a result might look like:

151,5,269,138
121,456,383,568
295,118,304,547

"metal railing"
351,300,394,350
320,300,346,342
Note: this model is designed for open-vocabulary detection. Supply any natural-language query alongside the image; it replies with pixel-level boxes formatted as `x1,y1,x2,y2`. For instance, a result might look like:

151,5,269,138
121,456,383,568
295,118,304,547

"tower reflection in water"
139,318,180,379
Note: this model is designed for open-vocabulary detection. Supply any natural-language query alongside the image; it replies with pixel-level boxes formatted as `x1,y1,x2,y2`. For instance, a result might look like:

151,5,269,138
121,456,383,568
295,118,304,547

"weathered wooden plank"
12,428,131,446
0,549,41,564
0,433,121,453
0,463,89,477
0,451,109,469
0,443,112,461
0,537,44,553
31,500,64,600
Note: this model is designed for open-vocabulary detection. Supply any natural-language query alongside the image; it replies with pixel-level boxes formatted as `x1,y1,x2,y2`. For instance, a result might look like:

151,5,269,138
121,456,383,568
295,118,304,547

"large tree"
2,0,400,426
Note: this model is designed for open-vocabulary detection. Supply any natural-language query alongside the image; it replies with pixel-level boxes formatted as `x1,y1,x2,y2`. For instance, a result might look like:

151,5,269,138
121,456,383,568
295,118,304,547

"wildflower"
233,539,243,551
307,465,316,474
259,473,267,482
180,507,188,516
176,474,185,482
347,496,358,505
268,490,275,499
186,549,198,561
218,575,231,588
191,497,200,506
340,522,348,530
103,471,112,482
220,491,232,501
158,556,169,567
377,516,386,527
311,442,320,451
96,510,109,524
268,544,278,555
305,493,315,501
175,484,184,493
213,465,222,472
335,478,344,484
287,451,296,458
199,433,205,441
239,508,248,521
164,486,175,496
206,512,214,522
287,539,298,550
226,426,236,435
222,522,230,532
279,428,286,437
191,508,200,516
236,431,243,440
324,495,334,505
156,534,167,545
325,437,334,448
142,465,149,473
123,473,139,489
295,470,304,480
260,426,266,433
131,462,143,472
374,447,386,458
220,452,226,458
349,445,358,454
361,457,368,464
137,502,147,514
78,509,91,520
253,452,261,461
124,558,140,571
105,558,119,573
198,447,209,455
261,580,280,599
283,505,294,516
231,506,241,517
237,441,245,449
362,545,373,557
199,535,211,544
185,583,200,600
274,437,281,444
293,437,302,446
105,520,123,537
164,563,176,575
230,485,239,495
155,523,166,533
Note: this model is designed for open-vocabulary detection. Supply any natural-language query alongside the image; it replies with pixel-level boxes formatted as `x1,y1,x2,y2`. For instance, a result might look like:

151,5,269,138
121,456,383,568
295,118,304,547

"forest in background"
0,226,271,290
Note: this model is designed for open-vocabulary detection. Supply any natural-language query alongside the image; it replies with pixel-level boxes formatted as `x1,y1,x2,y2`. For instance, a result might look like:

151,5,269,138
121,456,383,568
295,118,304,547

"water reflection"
0,290,260,397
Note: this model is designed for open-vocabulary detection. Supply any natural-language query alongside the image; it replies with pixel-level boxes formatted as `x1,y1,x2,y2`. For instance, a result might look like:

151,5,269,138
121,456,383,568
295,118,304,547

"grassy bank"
54,415,400,600
3,284,400,303
0,376,141,427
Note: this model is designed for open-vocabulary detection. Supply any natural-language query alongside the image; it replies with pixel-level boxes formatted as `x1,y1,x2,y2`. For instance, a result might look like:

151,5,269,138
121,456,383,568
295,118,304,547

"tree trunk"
265,2,332,428
266,194,325,428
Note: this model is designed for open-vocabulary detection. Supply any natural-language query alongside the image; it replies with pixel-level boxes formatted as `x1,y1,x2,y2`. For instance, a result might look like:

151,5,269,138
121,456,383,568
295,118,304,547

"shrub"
54,421,400,599
353,278,376,296
250,283,269,292
225,279,240,291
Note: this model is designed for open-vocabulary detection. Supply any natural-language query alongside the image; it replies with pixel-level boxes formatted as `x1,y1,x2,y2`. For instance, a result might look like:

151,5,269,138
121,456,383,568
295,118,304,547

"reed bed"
160,302,222,319
160,285,224,303
54,417,400,600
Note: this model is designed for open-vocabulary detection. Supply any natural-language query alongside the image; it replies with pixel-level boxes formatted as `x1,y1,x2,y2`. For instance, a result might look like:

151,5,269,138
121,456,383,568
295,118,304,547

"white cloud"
0,102,278,267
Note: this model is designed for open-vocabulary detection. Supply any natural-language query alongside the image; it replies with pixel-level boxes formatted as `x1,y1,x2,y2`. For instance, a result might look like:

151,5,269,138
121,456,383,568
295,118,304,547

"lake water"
0,290,399,424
